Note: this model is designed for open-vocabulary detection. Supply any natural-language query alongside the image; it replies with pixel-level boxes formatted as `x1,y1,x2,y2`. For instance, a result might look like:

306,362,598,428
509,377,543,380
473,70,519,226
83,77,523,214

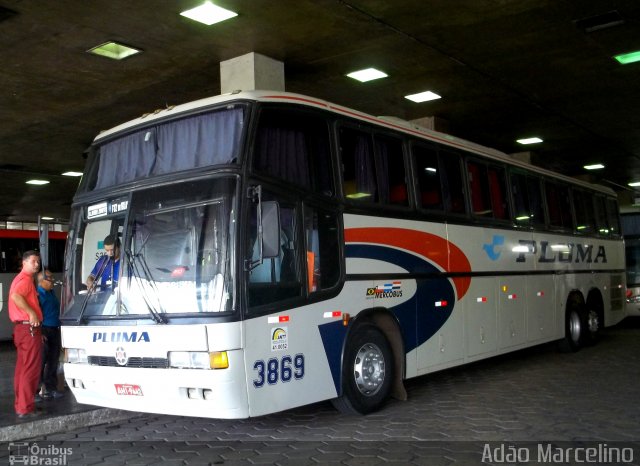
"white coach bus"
60,91,626,418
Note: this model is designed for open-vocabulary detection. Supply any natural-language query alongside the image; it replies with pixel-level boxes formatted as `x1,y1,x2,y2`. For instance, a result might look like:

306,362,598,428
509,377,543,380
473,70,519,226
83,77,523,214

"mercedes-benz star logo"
115,346,128,366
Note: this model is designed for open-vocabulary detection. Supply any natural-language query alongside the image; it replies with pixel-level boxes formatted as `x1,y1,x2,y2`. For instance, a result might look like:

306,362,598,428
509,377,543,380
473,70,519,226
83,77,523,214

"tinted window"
511,172,530,226
304,206,340,293
487,165,510,220
340,127,377,202
545,181,573,230
572,189,596,234
606,198,621,237
375,135,408,206
440,151,466,214
413,144,443,211
254,108,333,196
468,160,492,217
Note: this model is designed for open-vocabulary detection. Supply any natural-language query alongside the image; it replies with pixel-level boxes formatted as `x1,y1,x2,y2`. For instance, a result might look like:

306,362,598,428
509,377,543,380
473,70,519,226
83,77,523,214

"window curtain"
96,129,157,189
355,134,376,198
255,127,311,188
374,139,390,204
95,108,243,189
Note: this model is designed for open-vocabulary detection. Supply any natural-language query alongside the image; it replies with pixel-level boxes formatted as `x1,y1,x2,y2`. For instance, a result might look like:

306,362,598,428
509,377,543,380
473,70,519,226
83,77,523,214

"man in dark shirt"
37,269,64,399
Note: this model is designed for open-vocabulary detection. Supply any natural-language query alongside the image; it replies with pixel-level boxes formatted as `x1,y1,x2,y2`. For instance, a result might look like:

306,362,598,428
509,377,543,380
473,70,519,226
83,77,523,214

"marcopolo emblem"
115,346,128,366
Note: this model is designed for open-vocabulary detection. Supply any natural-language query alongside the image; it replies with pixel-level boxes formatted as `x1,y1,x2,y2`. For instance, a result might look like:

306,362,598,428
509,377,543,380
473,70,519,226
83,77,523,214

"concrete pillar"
410,116,450,133
509,151,532,164
220,52,285,93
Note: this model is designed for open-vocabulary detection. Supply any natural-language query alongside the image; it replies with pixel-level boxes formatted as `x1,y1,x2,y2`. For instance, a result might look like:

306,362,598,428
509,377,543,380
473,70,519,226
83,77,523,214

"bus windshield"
62,177,236,320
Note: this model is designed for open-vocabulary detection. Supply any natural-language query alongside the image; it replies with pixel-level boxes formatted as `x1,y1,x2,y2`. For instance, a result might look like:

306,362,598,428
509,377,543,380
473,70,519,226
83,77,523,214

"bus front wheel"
332,324,393,415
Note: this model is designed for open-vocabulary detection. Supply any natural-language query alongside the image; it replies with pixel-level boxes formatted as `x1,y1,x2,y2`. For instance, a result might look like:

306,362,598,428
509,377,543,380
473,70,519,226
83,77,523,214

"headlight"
65,348,88,364
168,351,229,369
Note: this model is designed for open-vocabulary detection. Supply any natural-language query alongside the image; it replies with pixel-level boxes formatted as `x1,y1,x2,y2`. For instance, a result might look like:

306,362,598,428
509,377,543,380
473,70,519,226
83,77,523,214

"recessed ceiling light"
628,182,640,187
346,68,388,83
405,91,441,103
62,171,83,177
614,50,640,65
87,41,141,60
26,179,49,185
584,164,605,170
516,137,543,145
180,1,238,26
41,216,54,221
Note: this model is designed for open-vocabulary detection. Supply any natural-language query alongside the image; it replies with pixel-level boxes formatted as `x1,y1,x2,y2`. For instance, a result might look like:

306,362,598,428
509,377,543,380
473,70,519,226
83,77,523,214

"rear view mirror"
261,201,280,258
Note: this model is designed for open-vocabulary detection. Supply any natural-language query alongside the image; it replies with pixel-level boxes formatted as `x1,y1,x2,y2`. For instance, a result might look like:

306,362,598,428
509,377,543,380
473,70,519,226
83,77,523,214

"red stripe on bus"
344,227,471,299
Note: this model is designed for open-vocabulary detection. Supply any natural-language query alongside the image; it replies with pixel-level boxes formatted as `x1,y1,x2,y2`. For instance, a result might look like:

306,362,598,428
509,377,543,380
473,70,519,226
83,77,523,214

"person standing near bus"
9,250,43,418
86,234,121,291
37,269,64,399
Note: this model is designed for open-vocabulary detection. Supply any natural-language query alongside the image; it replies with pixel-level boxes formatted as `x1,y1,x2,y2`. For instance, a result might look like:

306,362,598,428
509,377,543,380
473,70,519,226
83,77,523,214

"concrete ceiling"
1,0,639,223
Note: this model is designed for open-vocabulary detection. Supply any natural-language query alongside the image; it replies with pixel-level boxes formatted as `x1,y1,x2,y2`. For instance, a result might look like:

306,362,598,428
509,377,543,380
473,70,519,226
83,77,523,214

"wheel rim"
587,309,599,334
568,310,582,344
353,342,386,396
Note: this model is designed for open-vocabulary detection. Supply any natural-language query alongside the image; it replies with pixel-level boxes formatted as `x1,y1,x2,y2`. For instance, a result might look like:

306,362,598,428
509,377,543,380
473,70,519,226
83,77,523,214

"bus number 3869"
253,354,305,387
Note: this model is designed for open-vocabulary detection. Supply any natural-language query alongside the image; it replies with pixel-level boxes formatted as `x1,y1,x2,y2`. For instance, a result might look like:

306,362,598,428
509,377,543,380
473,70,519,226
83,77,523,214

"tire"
582,305,602,346
331,324,393,415
558,301,589,352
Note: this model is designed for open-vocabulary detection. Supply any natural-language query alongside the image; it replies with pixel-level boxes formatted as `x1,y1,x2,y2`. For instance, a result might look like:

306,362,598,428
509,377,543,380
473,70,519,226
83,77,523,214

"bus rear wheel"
558,302,589,352
332,324,393,415
582,306,602,346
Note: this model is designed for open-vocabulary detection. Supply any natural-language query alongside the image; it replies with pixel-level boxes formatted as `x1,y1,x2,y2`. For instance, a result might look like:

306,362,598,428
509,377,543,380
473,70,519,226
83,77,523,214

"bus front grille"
88,356,169,368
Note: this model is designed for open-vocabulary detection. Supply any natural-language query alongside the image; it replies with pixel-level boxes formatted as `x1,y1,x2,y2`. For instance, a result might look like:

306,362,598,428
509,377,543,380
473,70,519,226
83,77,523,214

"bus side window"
340,127,376,202
606,198,621,236
594,196,609,236
573,189,596,234
374,135,408,206
487,165,510,220
441,151,466,214
511,172,531,226
467,160,491,217
527,176,545,226
247,196,302,309
253,108,333,197
546,181,573,230
413,144,443,211
304,206,340,294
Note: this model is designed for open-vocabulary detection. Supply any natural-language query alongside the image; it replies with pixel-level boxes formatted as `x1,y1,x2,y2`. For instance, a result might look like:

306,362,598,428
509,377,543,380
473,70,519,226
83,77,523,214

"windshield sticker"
87,202,108,219
271,327,288,351
109,199,129,214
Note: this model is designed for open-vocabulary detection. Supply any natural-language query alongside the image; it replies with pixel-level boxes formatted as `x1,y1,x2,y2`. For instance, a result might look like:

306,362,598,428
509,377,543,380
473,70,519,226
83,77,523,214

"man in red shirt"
9,250,44,418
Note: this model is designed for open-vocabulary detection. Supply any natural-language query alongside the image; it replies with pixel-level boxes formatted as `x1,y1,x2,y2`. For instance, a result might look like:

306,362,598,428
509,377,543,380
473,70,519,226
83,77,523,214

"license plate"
115,384,143,396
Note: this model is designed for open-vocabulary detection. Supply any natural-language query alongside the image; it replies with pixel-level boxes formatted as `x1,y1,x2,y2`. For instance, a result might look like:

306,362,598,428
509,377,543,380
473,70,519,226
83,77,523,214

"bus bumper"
63,351,250,419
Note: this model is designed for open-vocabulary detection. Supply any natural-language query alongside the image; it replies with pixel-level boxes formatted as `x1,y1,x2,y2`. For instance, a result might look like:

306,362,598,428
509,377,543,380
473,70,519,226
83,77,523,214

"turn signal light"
210,351,229,369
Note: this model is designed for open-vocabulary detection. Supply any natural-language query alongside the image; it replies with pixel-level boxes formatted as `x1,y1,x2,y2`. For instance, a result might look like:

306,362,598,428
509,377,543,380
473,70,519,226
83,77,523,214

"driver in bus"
86,234,121,292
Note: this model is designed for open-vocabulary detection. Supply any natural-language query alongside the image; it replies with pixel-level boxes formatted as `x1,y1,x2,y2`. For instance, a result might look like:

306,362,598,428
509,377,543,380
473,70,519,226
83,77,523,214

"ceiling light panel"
26,179,49,185
405,91,441,103
62,171,83,177
346,68,388,82
516,137,543,145
614,50,640,65
87,41,141,60
180,2,238,25
584,164,604,170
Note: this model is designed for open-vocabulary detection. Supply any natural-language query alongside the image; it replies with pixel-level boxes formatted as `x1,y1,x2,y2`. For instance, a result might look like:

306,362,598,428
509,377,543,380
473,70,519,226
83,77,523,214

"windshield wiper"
125,250,167,324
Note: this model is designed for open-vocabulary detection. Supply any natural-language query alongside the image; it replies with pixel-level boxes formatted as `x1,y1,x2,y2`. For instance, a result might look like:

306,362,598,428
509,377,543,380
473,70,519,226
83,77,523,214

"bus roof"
94,90,615,197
